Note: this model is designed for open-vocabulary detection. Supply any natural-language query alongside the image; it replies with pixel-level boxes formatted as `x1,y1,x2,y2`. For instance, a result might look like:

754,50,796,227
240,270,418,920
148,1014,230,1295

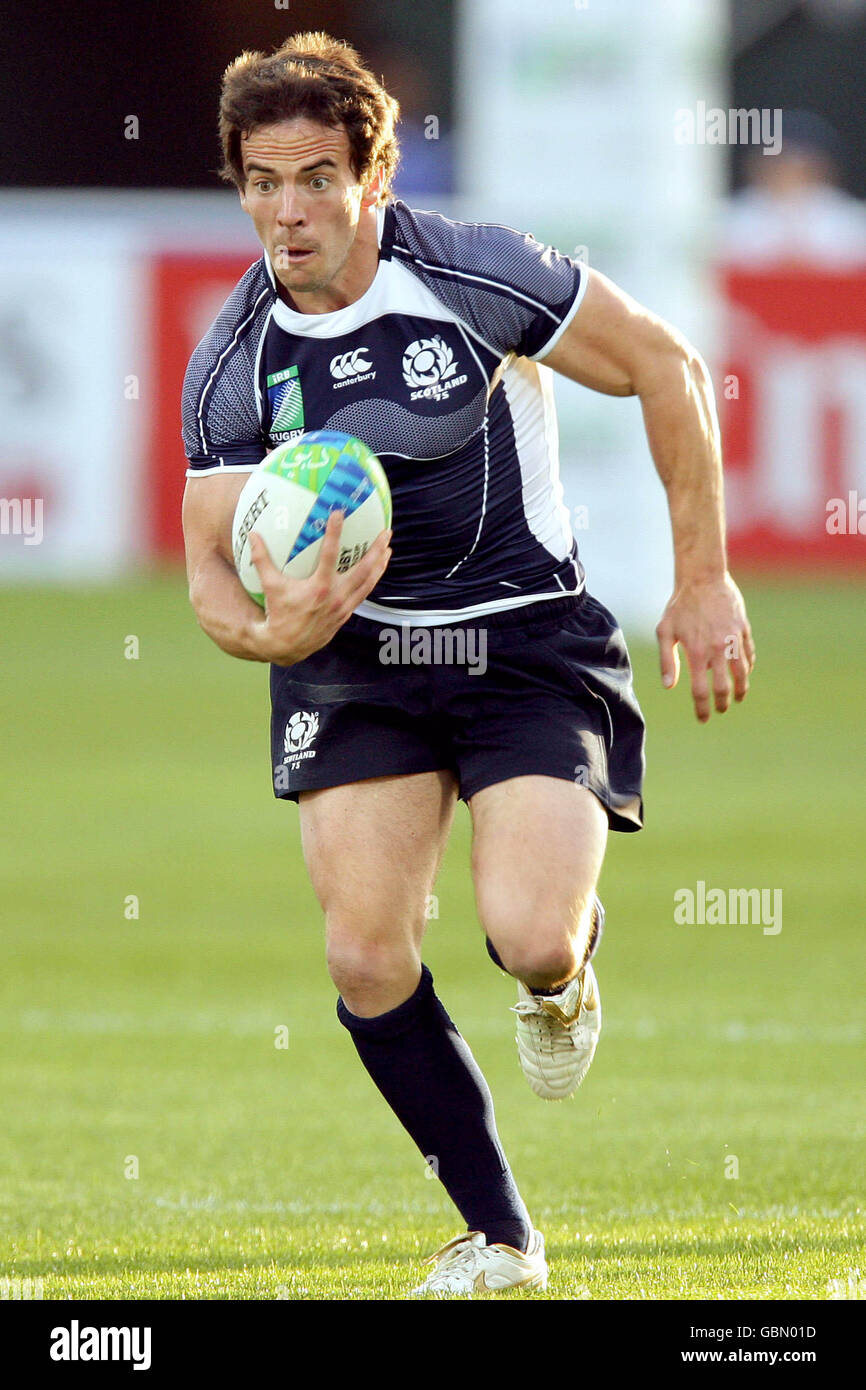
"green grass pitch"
0,573,863,1300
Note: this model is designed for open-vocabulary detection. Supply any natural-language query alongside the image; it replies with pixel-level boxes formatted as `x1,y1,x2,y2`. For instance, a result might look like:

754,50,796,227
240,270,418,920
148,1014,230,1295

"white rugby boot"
512,961,602,1101
410,1229,548,1296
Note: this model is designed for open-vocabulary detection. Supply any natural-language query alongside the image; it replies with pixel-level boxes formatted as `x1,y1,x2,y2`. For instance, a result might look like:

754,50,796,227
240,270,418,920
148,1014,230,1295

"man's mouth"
276,245,316,265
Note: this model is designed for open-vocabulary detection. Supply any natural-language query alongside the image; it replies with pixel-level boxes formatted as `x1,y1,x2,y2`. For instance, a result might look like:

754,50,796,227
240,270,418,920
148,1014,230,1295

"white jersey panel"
501,357,576,564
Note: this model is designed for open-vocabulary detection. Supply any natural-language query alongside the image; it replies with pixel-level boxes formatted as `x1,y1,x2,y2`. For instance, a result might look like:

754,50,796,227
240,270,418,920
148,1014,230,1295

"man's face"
239,118,376,301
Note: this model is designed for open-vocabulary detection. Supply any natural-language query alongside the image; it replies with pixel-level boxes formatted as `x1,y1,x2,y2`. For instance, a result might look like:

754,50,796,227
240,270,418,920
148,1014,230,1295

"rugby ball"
232,430,392,605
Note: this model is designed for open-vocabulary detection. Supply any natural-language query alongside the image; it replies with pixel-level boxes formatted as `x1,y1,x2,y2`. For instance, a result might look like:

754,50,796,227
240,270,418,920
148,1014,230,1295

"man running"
182,30,754,1296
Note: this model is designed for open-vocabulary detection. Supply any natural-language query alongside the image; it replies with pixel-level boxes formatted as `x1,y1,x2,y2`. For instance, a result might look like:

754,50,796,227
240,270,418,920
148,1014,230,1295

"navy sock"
337,965,531,1253
487,897,605,994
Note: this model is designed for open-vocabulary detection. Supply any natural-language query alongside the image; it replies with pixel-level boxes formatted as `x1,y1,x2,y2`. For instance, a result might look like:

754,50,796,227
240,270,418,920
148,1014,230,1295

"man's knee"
325,916,421,1002
482,896,597,988
492,935,579,990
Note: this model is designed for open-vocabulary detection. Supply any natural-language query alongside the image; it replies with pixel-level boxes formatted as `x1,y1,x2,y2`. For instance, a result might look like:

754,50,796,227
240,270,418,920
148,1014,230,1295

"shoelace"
512,1004,558,1054
512,995,590,1056
512,998,552,1016
424,1235,487,1282
512,973,587,1027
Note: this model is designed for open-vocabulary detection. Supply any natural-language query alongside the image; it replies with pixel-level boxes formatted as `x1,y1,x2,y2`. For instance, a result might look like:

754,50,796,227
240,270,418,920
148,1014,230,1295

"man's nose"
276,188,305,224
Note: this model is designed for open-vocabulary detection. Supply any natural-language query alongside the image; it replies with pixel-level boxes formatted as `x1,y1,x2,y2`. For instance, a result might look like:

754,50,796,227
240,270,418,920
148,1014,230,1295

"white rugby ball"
231,430,392,605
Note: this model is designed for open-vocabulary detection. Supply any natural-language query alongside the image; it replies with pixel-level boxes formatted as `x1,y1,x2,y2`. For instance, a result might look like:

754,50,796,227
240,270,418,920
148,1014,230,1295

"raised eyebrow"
244,159,337,176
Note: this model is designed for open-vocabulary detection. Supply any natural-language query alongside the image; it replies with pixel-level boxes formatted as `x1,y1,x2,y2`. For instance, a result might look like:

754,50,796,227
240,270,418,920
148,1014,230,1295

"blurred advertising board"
8,221,861,587
456,0,726,627
720,266,866,567
148,254,255,555
0,225,146,580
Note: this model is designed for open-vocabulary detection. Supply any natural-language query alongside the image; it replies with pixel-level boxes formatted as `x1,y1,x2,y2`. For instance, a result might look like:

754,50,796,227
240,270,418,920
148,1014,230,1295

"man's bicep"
538,268,674,397
182,472,252,581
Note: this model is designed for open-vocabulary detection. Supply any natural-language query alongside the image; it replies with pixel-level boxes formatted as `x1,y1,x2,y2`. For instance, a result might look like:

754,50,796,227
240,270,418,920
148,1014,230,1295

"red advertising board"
720,266,866,567
148,253,256,556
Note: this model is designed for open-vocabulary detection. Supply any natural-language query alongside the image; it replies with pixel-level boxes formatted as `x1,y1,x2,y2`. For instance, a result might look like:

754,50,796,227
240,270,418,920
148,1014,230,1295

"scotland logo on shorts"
283,710,320,765
402,336,468,403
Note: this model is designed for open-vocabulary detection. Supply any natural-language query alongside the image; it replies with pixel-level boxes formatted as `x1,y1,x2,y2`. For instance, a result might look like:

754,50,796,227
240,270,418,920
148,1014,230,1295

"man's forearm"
189,551,272,661
638,347,728,584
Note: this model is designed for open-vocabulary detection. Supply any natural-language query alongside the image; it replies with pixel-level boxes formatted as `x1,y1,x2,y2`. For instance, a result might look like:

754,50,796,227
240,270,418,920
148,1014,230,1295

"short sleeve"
181,260,274,477
388,202,588,360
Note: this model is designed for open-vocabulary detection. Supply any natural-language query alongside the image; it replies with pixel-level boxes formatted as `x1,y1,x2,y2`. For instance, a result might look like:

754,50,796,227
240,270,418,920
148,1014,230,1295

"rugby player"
181,31,755,1296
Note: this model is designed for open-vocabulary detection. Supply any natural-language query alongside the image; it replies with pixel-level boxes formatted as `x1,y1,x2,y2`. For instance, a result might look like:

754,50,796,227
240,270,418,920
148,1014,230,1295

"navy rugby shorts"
269,591,645,832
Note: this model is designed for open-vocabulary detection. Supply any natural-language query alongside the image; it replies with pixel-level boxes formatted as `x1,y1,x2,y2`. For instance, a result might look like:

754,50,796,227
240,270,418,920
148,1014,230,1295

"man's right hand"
247,509,392,666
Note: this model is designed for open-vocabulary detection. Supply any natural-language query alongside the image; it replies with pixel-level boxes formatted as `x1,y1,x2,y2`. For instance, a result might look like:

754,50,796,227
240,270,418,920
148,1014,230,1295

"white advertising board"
0,221,146,580
457,0,727,627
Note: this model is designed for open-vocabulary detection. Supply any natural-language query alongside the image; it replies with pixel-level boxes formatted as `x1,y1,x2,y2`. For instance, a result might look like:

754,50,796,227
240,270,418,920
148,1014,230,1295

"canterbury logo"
330,348,373,380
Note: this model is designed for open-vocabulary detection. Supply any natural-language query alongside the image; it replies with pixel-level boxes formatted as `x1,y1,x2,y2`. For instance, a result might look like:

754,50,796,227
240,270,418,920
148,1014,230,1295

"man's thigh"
299,769,459,945
468,775,608,964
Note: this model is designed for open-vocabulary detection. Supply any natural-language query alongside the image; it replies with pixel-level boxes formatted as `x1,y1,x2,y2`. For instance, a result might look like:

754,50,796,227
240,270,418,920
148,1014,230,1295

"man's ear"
360,168,384,208
238,182,249,213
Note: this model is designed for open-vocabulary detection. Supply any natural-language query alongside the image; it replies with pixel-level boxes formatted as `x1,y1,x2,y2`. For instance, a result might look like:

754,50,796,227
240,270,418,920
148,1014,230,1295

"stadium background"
1,0,863,1301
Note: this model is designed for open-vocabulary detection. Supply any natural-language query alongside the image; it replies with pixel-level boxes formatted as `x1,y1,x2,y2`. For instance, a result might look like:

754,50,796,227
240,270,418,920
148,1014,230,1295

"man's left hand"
655,573,755,722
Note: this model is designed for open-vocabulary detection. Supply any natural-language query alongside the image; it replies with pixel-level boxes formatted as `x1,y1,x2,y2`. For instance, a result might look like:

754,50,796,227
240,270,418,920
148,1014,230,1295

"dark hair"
219,31,400,202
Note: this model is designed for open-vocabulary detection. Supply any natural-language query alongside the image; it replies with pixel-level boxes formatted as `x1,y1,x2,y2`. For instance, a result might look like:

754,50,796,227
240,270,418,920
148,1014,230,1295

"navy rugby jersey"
182,200,589,625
